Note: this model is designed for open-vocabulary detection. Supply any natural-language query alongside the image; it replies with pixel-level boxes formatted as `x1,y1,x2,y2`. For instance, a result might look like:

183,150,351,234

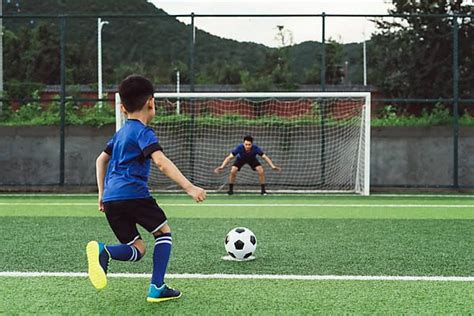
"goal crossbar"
152,92,371,99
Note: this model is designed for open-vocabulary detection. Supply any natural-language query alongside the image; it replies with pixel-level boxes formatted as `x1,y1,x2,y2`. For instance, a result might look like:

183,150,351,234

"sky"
148,0,394,47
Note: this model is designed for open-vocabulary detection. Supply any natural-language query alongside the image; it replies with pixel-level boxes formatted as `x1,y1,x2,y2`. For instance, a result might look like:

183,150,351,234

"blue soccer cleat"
86,241,110,290
147,283,182,303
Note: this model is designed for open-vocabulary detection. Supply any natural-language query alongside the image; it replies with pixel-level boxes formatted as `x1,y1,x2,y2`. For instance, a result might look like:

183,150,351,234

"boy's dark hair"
118,75,154,113
243,135,253,143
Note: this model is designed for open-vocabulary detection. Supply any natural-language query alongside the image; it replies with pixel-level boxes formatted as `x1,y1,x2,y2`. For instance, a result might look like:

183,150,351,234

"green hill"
3,0,363,87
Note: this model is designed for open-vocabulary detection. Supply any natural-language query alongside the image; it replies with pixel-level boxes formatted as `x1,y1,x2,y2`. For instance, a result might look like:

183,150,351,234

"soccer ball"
224,227,257,260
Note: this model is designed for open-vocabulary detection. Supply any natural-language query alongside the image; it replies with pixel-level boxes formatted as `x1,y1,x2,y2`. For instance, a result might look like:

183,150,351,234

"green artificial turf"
0,217,472,275
1,277,473,314
0,194,473,219
0,193,472,314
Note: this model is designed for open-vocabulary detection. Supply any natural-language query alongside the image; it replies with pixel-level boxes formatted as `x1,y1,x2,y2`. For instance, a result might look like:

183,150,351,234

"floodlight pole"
98,18,109,108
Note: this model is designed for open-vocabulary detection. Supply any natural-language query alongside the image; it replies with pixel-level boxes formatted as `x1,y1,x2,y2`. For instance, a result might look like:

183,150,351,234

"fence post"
321,12,326,91
59,15,67,186
190,12,195,92
452,15,459,188
189,12,196,182
0,0,3,115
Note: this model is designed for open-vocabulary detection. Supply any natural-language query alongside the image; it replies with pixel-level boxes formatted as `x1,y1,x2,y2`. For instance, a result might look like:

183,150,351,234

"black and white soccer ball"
224,227,257,260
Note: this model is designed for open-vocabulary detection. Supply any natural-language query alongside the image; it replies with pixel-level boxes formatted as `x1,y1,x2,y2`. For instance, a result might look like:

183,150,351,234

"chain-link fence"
0,10,472,188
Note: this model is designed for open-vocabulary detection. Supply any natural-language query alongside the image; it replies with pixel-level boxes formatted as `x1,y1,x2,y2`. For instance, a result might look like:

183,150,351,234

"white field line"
0,271,473,282
2,193,474,198
0,202,473,208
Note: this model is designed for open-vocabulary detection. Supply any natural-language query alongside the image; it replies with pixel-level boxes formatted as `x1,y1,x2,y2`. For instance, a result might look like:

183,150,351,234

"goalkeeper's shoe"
86,241,110,290
147,283,182,303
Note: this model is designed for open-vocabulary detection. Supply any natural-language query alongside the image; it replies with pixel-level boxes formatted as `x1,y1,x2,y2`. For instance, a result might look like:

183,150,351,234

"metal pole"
98,18,102,107
189,13,196,182
176,70,180,114
363,32,367,86
452,15,459,188
59,16,66,186
98,18,109,108
190,12,195,92
319,13,327,185
344,61,349,84
321,12,326,91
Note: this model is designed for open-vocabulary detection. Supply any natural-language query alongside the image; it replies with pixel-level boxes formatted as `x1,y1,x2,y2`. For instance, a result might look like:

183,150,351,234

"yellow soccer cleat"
86,241,109,290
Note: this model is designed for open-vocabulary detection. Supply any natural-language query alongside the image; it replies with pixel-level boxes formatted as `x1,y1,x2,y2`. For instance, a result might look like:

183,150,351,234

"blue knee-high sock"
105,244,142,262
151,233,172,287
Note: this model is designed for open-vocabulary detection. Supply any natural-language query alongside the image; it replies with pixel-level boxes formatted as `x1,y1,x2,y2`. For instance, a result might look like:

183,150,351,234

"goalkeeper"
214,135,281,195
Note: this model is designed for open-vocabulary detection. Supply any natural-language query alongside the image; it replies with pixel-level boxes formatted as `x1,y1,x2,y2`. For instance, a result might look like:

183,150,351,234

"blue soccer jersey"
231,144,264,161
102,119,162,202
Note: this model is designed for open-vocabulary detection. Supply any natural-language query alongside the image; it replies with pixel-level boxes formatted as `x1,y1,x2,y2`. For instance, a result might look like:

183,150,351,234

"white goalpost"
115,92,371,195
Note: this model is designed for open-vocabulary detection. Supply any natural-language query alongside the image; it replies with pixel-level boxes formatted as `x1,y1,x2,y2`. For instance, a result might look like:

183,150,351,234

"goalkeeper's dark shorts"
103,198,167,245
233,157,261,171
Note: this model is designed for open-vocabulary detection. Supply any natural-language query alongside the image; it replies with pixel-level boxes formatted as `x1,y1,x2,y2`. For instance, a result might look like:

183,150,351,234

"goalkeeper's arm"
214,153,235,174
262,154,281,171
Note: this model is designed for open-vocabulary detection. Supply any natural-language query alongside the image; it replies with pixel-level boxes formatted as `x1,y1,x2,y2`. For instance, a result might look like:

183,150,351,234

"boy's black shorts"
103,198,167,245
233,157,261,171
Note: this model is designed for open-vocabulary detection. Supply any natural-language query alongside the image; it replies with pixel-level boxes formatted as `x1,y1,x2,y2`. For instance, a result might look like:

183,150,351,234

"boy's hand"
214,166,224,174
272,166,282,172
186,185,207,203
98,197,104,212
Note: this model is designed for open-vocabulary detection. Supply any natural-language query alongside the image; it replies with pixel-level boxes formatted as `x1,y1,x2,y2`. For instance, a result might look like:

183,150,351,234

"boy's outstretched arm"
96,152,111,211
152,150,207,202
214,153,234,173
261,154,282,171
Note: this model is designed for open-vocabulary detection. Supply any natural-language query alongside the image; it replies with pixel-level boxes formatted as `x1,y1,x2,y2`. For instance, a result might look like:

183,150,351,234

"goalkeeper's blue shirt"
102,119,162,202
231,144,264,161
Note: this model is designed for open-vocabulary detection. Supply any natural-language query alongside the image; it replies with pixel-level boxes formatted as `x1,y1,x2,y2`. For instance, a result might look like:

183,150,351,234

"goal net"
115,92,371,195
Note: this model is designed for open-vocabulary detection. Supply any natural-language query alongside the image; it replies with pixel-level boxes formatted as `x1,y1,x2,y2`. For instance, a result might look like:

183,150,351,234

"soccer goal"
115,92,371,195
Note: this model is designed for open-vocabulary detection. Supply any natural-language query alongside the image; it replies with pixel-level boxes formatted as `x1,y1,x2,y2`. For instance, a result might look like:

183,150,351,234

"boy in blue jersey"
214,135,281,195
87,75,206,303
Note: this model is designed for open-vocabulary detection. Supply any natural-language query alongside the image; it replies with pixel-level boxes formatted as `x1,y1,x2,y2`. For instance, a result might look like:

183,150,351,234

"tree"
241,25,297,91
217,63,242,85
241,48,296,91
4,23,60,85
302,39,345,85
370,0,473,98
169,61,190,84
3,23,61,99
274,25,294,47
324,39,345,85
